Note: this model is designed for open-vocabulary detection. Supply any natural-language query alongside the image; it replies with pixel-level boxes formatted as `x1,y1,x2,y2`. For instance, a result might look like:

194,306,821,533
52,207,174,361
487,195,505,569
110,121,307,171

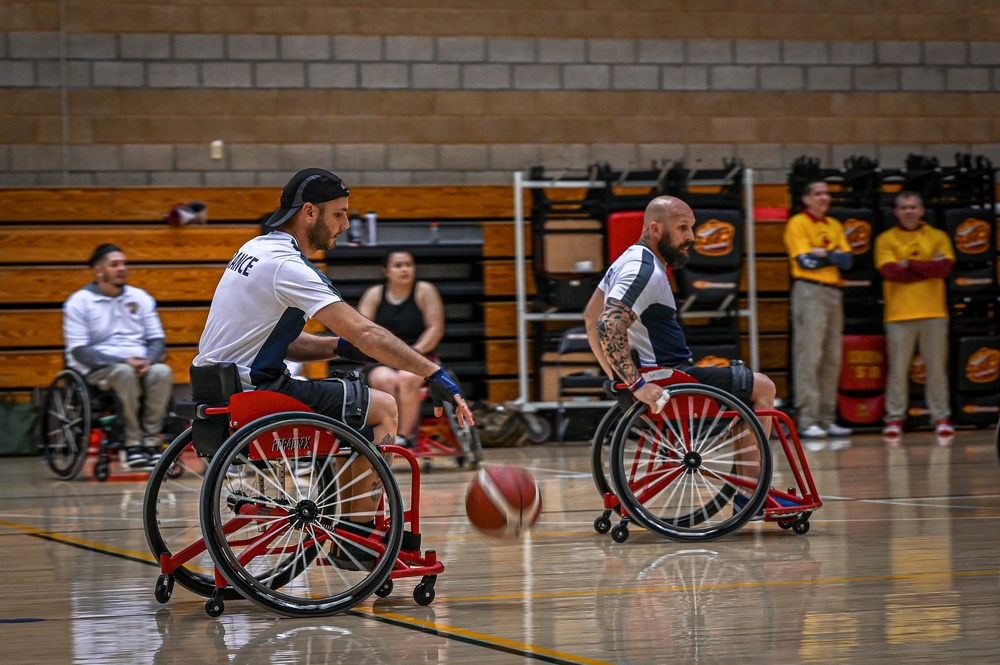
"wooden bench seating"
0,184,796,402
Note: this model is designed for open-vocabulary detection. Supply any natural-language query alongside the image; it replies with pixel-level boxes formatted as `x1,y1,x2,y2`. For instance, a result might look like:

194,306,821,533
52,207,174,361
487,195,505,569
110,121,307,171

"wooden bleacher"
0,183,797,405
0,185,513,402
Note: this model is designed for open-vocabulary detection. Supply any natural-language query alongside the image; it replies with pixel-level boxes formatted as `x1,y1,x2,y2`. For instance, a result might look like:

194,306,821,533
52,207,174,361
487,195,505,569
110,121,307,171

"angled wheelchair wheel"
609,384,772,542
445,401,483,468
143,428,243,601
200,413,404,617
40,369,92,480
590,404,623,513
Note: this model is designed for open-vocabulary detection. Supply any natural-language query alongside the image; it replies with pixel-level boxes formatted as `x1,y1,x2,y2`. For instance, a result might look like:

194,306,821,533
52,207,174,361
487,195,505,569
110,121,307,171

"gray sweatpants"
87,363,173,448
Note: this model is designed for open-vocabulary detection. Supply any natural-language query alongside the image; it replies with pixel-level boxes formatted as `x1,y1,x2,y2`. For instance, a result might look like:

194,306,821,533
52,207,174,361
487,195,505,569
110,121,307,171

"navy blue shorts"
256,371,371,431
675,360,755,408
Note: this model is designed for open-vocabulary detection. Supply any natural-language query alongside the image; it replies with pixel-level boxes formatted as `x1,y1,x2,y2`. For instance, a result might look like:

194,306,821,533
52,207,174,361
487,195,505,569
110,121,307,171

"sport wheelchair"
142,363,443,618
591,368,821,543
412,387,484,472
39,367,184,481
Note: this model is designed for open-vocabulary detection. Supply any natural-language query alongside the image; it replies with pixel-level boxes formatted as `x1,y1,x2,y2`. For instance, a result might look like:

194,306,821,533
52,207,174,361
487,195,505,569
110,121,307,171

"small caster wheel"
792,519,810,535
154,574,174,603
413,575,436,606
611,524,629,543
93,461,109,482
422,461,432,474
375,578,394,598
777,520,794,530
205,596,225,618
455,454,466,468
594,515,612,534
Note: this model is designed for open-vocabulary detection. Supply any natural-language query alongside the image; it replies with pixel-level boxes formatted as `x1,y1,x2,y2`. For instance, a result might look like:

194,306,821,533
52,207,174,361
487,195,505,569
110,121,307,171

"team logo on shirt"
955,219,990,254
694,220,735,257
909,355,926,385
842,219,871,254
966,347,1000,383
126,302,138,314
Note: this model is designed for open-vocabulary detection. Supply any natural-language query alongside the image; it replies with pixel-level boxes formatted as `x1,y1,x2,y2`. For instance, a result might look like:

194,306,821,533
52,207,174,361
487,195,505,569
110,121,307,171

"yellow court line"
0,518,157,563
364,605,619,665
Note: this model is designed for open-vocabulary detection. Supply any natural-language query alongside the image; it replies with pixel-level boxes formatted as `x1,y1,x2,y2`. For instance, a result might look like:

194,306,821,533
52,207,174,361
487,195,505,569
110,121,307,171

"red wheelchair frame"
145,388,443,618
593,367,822,542
411,386,484,471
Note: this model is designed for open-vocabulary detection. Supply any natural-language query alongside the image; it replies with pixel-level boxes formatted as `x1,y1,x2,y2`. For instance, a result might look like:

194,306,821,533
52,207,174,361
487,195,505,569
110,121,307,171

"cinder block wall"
2,1,999,187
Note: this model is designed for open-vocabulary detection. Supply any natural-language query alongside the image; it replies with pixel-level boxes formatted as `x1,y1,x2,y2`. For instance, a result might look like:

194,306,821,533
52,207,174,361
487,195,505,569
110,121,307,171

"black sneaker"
327,521,377,571
123,447,153,469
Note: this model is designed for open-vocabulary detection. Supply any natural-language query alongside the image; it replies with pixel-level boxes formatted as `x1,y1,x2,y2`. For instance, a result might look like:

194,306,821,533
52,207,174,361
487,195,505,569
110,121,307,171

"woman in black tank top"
357,250,445,446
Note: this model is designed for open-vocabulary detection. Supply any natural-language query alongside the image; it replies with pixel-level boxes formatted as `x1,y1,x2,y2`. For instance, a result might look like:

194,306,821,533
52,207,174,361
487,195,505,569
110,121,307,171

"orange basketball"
465,465,542,538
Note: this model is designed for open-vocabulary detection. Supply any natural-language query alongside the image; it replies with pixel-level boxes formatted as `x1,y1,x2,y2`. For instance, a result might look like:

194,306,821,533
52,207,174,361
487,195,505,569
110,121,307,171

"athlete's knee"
366,389,398,428
752,372,776,407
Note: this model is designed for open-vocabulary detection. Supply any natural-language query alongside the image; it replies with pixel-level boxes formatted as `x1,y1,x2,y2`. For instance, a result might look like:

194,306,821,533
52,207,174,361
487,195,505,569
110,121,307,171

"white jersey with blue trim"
599,242,692,367
194,231,342,388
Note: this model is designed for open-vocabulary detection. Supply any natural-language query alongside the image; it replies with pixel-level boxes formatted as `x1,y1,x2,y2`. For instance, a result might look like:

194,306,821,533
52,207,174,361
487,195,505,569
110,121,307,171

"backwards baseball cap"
263,168,350,229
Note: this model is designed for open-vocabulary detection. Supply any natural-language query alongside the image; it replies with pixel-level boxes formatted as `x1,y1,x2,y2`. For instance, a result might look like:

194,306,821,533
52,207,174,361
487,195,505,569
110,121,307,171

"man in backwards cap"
63,244,174,468
194,168,473,569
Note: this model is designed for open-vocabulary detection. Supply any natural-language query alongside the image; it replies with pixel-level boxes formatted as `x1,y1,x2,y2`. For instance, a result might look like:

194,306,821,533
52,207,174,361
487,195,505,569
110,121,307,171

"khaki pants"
87,363,173,448
791,280,843,430
884,317,950,423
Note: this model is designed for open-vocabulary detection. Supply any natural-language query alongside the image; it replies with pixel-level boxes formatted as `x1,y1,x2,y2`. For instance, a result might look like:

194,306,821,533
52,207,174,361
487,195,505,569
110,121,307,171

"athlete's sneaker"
123,447,153,469
800,425,827,439
934,419,954,438
327,521,377,571
882,420,903,439
825,423,852,437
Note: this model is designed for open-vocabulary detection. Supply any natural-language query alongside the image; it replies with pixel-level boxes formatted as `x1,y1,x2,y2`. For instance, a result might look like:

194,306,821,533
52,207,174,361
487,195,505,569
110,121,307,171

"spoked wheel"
609,384,772,542
40,369,92,480
200,413,404,618
445,401,483,469
590,404,624,515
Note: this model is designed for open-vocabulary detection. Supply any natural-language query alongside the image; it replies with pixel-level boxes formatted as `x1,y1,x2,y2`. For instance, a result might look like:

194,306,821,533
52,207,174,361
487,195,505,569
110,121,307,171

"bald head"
643,196,693,232
641,195,695,269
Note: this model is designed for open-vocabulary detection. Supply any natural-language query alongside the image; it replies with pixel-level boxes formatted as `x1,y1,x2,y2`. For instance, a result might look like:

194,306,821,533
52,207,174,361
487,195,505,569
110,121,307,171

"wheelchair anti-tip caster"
154,574,174,604
594,511,612,534
413,575,436,606
611,523,630,543
205,592,225,618
375,579,394,598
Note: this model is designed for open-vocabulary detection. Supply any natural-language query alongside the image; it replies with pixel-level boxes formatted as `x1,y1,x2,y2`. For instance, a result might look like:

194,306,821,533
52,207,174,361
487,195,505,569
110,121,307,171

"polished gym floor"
2,426,999,664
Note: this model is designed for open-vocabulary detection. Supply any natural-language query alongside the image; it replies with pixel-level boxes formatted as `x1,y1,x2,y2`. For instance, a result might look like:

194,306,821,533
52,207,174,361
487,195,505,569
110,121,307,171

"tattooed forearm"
596,298,639,385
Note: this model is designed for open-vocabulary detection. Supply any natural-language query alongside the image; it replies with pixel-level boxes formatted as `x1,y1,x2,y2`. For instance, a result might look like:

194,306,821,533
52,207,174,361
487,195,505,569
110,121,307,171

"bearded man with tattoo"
583,196,776,431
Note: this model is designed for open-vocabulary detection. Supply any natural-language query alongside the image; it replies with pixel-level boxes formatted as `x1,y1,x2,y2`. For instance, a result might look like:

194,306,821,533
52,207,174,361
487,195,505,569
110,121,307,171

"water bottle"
347,212,362,244
429,221,440,245
364,211,378,245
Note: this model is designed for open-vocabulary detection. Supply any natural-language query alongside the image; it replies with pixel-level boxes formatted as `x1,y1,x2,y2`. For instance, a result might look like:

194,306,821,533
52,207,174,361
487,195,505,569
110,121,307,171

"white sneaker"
800,425,827,439
825,423,852,437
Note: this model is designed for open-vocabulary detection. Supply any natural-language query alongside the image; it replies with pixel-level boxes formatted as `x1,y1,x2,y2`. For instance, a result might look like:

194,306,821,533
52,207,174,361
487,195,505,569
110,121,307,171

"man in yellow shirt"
874,191,955,442
783,180,854,439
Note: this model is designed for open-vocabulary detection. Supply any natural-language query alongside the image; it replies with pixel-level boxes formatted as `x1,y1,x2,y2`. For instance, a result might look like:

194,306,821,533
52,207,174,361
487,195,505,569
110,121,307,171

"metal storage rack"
507,168,761,413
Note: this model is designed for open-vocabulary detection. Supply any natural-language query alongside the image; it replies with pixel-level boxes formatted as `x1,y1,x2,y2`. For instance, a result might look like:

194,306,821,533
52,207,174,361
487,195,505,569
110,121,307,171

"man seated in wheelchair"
63,243,174,469
583,195,777,433
193,168,473,568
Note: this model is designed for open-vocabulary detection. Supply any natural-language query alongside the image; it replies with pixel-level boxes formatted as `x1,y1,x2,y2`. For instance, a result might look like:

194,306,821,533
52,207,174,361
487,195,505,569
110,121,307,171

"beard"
658,234,692,269
308,219,335,250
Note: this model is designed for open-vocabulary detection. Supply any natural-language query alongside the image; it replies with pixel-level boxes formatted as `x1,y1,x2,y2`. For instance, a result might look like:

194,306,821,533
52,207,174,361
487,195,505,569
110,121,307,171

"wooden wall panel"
0,347,198,390
0,186,512,223
0,225,259,264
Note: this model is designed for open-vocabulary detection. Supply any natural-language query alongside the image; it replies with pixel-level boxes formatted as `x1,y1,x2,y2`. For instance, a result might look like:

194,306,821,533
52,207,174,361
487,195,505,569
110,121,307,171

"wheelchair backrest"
189,363,242,457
